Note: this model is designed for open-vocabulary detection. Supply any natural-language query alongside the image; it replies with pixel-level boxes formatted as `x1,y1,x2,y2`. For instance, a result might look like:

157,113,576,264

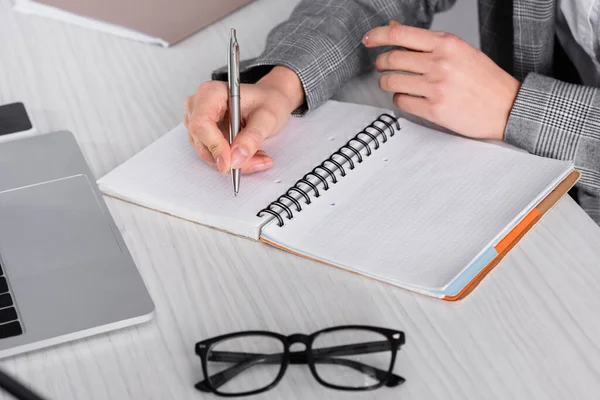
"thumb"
230,109,278,169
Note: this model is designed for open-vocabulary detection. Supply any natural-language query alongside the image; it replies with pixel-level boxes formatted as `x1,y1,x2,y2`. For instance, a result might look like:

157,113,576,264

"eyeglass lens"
206,334,284,394
312,328,392,389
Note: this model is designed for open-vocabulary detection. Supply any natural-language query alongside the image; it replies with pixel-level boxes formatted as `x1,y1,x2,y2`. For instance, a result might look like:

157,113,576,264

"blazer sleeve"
504,73,600,224
213,0,456,113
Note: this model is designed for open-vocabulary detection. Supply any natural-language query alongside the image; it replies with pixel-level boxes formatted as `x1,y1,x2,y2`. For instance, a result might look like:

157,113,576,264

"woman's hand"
364,21,520,140
184,66,304,174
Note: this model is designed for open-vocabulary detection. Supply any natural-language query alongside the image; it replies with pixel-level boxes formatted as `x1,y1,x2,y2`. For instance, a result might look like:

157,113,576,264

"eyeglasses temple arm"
206,341,394,364
206,340,395,363
196,354,403,391
196,341,404,391
310,357,404,387
196,352,280,392
311,340,396,358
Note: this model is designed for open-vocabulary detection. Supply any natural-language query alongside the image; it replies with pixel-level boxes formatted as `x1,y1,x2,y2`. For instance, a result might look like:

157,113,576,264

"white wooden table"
2,1,600,399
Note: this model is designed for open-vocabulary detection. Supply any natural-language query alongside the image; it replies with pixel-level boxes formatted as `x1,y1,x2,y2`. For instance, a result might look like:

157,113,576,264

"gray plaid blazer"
214,0,600,225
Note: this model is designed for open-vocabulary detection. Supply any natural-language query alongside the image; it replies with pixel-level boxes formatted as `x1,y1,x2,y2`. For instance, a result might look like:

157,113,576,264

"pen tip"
234,191,238,197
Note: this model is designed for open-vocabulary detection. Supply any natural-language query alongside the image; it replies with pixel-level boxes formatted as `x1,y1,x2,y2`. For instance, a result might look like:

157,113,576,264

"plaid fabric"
505,74,600,222
503,0,600,225
510,0,556,79
213,0,600,225
214,0,457,112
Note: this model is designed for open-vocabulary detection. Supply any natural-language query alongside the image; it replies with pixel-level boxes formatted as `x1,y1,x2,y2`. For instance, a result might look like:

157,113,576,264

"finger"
375,49,431,73
363,22,437,52
230,108,278,169
184,95,193,116
190,115,230,174
188,133,217,167
379,73,429,97
184,113,190,129
393,93,430,119
238,150,274,174
184,96,194,130
189,81,231,174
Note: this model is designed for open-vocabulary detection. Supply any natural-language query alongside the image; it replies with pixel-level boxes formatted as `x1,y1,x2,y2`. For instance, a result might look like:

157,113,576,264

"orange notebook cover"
442,170,579,300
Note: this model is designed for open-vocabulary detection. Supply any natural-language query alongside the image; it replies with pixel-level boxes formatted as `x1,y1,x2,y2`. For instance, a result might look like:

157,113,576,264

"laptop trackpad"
0,175,121,279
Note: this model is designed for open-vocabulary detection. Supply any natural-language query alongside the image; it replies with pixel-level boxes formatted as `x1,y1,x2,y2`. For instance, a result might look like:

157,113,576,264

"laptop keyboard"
0,262,23,338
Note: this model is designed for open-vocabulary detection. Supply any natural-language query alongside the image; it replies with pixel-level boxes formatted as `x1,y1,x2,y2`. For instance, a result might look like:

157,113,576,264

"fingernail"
389,20,400,26
216,156,227,175
249,161,274,173
231,145,249,169
362,34,369,44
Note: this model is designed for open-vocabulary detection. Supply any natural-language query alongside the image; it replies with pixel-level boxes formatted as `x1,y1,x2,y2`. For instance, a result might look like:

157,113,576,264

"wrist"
497,76,521,141
257,66,305,113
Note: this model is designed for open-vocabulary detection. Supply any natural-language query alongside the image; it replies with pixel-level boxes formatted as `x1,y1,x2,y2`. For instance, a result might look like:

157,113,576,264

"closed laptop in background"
13,0,253,47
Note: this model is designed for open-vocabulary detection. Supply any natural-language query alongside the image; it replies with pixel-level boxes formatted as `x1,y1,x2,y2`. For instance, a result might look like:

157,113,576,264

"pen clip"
228,29,240,96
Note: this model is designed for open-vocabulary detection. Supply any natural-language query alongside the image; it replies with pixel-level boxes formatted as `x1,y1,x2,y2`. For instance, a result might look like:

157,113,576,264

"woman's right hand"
184,66,305,174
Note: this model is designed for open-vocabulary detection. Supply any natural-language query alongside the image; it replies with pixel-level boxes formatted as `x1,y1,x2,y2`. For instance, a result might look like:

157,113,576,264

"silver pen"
228,28,241,196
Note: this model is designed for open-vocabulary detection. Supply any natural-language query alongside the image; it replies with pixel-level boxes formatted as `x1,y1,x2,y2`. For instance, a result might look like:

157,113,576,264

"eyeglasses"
194,325,406,396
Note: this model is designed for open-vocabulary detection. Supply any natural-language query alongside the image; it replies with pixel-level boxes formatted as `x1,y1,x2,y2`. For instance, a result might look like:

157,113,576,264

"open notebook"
98,101,577,300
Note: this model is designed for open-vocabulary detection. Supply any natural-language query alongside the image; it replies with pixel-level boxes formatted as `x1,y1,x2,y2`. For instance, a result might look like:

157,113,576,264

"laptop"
0,131,154,358
13,0,253,47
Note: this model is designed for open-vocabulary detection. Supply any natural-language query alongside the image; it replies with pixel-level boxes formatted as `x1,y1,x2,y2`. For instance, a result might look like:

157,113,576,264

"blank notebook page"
261,119,573,291
97,101,389,239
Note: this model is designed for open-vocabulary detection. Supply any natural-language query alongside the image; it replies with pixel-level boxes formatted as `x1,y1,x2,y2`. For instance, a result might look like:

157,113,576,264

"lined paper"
97,101,388,239
261,118,573,291
98,100,573,293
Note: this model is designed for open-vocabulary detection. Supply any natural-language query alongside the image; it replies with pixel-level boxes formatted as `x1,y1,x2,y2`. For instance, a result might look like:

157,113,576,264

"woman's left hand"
363,21,520,141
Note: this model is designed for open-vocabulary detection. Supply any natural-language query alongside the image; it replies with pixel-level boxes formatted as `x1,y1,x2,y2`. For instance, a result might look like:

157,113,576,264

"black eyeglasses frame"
194,325,406,397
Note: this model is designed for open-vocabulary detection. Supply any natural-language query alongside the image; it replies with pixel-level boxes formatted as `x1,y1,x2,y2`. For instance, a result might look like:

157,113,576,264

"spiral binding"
257,113,400,227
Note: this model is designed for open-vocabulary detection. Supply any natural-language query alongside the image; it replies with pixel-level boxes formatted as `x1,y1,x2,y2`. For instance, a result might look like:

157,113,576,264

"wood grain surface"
1,0,600,398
